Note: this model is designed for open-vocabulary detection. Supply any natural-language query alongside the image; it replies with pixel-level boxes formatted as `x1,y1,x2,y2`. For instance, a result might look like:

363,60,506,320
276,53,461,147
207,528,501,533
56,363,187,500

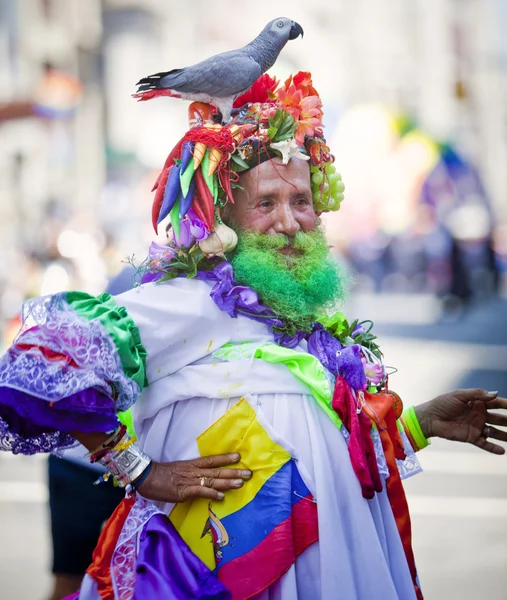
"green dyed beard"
227,229,348,330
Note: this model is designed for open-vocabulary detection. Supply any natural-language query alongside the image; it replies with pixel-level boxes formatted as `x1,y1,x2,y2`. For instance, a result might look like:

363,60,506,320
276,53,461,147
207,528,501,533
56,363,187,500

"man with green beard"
1,73,507,600
226,158,347,333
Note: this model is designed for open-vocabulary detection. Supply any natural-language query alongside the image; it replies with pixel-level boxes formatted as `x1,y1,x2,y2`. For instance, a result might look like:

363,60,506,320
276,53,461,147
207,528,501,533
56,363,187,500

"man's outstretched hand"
137,452,252,503
414,389,507,454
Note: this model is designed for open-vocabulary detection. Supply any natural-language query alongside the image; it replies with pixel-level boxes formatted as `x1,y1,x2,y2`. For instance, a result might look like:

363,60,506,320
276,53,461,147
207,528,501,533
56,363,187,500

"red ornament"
233,74,279,108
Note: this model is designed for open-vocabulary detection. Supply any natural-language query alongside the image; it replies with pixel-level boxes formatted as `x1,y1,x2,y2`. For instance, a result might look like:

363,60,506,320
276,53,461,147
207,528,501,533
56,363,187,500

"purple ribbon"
197,262,284,328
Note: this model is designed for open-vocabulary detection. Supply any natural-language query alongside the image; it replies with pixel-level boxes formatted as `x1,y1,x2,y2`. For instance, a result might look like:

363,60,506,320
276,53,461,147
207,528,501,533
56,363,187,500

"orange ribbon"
86,495,135,600
362,391,424,600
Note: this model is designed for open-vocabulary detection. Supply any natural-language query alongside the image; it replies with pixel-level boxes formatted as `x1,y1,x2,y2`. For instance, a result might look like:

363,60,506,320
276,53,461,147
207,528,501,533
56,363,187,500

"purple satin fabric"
134,514,231,599
0,386,118,454
273,329,307,349
141,271,165,284
197,262,284,327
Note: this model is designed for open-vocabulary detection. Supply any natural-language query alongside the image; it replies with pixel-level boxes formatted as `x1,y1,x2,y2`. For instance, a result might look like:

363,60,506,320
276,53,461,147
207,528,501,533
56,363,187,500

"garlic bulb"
199,220,238,255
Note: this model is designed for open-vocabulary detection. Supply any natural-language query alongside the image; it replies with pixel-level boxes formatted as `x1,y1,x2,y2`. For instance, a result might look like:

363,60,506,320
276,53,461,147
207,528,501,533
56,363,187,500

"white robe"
113,278,420,600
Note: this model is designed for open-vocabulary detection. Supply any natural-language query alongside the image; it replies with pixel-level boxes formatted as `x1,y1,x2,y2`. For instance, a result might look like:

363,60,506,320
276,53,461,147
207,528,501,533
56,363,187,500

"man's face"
225,158,346,326
228,158,317,241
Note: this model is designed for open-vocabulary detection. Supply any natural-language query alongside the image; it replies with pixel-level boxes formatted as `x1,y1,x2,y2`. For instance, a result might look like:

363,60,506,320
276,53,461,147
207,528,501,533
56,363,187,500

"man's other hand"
414,389,507,454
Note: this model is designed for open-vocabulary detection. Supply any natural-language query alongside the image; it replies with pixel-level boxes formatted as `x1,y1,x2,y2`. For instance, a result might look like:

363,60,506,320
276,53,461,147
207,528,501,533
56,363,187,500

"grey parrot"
133,17,304,122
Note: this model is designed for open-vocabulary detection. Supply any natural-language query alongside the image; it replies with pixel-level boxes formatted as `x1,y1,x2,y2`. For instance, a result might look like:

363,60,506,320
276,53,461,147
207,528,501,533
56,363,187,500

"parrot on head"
133,17,304,123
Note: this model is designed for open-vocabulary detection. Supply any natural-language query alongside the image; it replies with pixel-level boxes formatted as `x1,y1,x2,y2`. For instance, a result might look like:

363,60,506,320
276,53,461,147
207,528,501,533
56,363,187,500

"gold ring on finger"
200,476,207,487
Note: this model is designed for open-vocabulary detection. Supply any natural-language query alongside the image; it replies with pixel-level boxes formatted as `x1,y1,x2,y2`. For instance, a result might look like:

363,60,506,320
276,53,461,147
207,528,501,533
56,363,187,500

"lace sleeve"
0,291,147,454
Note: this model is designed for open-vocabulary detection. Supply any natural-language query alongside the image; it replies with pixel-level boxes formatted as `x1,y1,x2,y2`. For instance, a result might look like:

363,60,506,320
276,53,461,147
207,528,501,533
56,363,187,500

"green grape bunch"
310,162,345,212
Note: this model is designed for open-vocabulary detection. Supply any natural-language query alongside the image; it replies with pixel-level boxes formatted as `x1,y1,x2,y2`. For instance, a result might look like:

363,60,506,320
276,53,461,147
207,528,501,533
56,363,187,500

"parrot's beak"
289,21,304,40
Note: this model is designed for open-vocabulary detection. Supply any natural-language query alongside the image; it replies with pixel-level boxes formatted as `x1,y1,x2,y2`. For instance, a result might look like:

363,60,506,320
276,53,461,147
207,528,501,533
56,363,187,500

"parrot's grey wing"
159,52,262,97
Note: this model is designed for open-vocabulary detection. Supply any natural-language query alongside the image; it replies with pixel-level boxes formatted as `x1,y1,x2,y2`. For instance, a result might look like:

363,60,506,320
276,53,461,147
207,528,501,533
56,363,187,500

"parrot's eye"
277,21,284,27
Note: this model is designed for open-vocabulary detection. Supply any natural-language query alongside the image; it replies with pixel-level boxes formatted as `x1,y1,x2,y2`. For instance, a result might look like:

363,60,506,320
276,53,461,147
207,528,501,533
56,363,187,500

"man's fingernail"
488,391,499,397
217,492,225,500
230,453,240,461
233,479,244,487
242,470,252,478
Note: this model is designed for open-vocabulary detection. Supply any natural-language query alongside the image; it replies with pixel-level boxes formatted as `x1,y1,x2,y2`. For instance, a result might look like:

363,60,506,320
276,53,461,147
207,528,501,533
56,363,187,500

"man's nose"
273,205,300,236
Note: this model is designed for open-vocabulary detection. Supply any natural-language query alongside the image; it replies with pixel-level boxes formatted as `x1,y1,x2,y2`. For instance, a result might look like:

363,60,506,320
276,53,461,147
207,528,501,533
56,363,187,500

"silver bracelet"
98,440,151,488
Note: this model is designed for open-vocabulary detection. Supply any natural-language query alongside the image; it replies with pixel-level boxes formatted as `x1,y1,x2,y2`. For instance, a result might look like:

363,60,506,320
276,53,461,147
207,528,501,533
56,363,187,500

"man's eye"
295,197,310,206
258,201,272,209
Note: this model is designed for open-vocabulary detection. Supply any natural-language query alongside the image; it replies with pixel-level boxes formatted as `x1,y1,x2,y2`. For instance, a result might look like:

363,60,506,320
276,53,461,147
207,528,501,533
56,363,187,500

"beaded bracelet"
88,425,127,463
401,406,430,451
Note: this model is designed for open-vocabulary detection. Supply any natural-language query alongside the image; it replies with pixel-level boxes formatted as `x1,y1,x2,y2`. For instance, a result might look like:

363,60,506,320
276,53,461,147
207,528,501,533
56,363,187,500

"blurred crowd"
327,114,504,306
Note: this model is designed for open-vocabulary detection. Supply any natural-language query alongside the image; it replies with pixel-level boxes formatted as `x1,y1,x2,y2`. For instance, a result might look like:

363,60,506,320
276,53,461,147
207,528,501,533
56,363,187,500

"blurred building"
0,0,106,341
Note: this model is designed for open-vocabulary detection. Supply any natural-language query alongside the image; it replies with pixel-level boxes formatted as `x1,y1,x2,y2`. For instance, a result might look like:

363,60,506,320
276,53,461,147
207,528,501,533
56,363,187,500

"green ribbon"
215,342,342,430
118,408,136,438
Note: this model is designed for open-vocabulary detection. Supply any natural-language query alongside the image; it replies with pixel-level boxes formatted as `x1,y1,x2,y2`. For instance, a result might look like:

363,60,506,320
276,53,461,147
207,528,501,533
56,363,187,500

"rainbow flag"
170,398,318,599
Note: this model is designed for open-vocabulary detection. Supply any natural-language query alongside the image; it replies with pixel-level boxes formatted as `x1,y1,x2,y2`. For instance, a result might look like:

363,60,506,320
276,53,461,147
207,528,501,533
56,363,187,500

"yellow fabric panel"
169,397,291,569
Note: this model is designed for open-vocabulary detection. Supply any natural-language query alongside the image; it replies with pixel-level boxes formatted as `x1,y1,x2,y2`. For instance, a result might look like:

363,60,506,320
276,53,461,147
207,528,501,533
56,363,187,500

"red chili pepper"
192,190,210,230
195,168,215,230
163,140,184,170
151,166,170,232
218,169,234,204
151,141,183,192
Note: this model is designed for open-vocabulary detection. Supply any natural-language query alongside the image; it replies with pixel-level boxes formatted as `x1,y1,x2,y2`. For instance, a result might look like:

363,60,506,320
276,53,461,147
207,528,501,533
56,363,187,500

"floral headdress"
149,71,344,264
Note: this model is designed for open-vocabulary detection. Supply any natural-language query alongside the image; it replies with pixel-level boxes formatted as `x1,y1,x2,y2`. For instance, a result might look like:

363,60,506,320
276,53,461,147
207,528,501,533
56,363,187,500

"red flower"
233,74,279,108
283,71,319,98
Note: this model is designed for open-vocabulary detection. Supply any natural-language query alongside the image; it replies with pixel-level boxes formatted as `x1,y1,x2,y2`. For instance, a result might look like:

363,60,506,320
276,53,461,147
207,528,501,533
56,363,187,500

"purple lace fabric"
0,293,141,454
111,496,161,600
0,293,141,410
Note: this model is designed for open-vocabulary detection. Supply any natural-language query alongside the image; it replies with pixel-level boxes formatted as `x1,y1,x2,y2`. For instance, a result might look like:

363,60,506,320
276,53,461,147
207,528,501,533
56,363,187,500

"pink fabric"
332,375,382,499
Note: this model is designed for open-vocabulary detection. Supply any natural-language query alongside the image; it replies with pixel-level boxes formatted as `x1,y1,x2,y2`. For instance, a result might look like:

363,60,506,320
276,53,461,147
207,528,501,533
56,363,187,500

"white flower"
270,138,310,165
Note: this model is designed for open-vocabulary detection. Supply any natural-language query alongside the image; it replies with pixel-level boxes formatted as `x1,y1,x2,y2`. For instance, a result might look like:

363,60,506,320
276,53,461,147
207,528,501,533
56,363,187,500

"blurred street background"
0,1,506,599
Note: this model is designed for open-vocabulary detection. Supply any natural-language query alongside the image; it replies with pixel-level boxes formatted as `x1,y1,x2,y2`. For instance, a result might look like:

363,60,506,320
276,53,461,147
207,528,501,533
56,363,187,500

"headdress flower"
148,72,345,266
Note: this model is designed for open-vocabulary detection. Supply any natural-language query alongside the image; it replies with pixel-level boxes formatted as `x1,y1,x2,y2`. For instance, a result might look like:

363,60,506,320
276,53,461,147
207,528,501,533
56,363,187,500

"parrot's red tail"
132,89,181,102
